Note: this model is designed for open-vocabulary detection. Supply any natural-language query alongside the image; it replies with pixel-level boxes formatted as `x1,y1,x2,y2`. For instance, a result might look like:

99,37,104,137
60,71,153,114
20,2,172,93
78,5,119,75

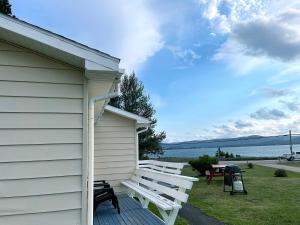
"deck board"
94,194,164,225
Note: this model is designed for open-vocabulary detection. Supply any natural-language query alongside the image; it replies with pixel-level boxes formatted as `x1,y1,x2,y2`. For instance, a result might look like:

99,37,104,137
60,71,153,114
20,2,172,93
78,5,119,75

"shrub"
189,155,219,176
247,162,254,169
274,169,287,177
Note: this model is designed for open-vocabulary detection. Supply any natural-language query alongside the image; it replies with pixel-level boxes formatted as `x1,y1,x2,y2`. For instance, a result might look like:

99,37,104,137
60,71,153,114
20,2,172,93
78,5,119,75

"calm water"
162,144,300,158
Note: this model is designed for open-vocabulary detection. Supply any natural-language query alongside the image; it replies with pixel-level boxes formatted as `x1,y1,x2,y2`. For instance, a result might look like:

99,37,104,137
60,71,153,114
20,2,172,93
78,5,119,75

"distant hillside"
162,135,300,150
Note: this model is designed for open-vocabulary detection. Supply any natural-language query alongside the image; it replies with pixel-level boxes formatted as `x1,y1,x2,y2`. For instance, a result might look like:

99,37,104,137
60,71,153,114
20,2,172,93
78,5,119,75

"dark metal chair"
94,180,120,213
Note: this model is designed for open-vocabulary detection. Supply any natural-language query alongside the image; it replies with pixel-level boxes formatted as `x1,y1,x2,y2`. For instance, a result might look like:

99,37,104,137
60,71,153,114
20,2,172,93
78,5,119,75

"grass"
279,161,300,167
182,165,300,225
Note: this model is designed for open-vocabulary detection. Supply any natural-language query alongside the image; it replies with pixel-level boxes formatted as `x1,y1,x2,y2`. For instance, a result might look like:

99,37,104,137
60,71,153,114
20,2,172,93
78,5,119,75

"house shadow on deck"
94,194,164,225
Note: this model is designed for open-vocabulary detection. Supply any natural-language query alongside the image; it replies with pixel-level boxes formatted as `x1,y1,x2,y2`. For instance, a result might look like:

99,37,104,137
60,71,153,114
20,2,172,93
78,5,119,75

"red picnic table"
205,164,226,184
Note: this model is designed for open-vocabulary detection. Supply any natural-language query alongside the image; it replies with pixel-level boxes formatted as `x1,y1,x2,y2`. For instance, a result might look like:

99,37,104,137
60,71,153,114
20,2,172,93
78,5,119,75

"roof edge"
0,14,120,70
104,105,151,125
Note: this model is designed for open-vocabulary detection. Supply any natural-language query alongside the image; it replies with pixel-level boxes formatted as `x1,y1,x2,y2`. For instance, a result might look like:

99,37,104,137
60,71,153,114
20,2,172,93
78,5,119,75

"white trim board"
104,105,151,125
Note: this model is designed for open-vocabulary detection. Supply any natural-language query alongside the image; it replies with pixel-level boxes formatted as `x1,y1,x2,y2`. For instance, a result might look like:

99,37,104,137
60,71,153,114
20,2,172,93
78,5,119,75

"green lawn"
182,165,300,225
279,161,300,167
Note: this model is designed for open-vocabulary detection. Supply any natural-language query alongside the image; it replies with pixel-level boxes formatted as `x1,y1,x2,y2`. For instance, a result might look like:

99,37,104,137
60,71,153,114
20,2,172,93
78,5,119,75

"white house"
0,14,198,225
0,14,122,225
94,105,150,193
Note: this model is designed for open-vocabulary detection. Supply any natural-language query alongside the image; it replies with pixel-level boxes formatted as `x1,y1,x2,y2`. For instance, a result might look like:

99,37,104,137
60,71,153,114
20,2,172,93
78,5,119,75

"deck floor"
94,194,164,225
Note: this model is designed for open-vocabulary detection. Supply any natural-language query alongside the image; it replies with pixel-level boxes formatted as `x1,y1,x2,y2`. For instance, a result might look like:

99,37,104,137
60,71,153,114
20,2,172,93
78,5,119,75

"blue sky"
11,0,300,142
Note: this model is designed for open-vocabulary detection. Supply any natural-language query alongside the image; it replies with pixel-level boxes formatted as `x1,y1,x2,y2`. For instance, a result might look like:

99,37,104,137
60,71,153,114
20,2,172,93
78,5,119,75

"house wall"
0,40,84,225
94,111,137,192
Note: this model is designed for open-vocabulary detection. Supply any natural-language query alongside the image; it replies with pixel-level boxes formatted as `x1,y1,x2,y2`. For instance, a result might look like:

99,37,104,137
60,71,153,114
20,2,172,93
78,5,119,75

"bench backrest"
138,160,186,175
131,168,194,204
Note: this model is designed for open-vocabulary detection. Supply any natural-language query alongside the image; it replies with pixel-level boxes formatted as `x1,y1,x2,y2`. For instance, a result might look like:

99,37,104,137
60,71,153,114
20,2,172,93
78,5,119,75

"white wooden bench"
138,160,186,175
122,168,198,225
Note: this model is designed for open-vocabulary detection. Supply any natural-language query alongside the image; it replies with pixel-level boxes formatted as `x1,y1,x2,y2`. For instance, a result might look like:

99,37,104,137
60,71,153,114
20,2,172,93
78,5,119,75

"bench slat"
135,169,193,190
139,164,182,175
121,180,181,210
141,168,199,182
131,175,188,203
139,160,185,170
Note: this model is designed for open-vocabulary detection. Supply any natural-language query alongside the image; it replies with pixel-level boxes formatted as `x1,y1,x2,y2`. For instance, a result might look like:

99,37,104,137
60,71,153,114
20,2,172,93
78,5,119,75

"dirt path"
179,203,227,225
254,162,300,173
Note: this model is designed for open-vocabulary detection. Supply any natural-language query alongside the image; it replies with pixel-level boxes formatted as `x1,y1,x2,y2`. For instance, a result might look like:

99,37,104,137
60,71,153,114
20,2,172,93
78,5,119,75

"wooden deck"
94,194,164,225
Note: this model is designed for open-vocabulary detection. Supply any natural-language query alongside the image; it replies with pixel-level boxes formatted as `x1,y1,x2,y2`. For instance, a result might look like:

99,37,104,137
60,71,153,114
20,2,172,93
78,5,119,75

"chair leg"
112,195,120,214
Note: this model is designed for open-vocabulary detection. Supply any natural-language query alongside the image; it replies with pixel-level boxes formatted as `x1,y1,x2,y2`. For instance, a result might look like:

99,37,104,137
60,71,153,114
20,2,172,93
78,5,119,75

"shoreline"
155,156,280,163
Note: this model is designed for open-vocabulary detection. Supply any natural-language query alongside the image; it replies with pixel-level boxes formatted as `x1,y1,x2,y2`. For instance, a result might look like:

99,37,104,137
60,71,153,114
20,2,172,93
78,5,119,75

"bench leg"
157,207,179,225
158,208,169,221
136,194,149,208
166,208,179,225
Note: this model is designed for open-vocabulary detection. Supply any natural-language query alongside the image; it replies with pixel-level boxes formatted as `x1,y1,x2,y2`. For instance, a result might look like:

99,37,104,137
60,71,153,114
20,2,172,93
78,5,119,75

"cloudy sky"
11,0,300,142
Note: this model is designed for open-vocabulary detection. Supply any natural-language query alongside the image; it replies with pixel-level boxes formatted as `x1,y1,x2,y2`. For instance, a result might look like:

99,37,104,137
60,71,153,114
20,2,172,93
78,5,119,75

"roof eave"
104,105,151,125
0,14,120,73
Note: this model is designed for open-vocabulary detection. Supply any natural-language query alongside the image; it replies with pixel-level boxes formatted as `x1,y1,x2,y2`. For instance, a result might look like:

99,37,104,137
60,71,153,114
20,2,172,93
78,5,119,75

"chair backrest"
138,160,186,175
131,168,194,204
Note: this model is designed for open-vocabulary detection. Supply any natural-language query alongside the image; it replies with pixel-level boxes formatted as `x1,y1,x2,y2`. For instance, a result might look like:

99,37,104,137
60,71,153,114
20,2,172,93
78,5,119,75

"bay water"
162,144,300,158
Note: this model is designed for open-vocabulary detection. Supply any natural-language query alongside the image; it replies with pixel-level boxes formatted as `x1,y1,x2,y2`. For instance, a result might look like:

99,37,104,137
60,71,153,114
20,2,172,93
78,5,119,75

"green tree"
109,73,166,159
0,0,13,16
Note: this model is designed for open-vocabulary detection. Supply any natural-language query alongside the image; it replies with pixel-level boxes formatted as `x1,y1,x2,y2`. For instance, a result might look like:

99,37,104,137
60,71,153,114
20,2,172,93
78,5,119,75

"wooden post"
289,130,293,155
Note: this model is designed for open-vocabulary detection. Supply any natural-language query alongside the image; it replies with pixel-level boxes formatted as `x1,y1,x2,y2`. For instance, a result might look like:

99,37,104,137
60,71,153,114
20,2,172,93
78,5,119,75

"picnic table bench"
122,168,198,225
205,164,226,184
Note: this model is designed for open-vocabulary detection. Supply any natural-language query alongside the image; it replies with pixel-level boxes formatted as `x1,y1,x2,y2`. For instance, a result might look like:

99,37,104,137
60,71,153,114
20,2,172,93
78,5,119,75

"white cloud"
233,13,300,61
250,108,288,120
212,114,300,138
199,0,267,34
199,0,300,76
151,94,166,109
212,39,269,75
269,64,300,84
167,45,201,65
18,0,164,72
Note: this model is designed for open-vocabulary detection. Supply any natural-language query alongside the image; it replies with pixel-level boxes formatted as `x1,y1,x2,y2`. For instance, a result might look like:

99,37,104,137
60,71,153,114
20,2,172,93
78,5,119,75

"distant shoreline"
162,143,297,150
155,156,279,163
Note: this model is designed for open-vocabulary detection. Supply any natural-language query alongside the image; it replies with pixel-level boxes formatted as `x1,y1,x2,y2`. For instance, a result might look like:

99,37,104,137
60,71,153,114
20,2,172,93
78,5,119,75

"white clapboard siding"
0,41,84,224
94,111,137,192
0,144,82,162
0,51,72,69
0,192,81,216
95,173,132,183
0,40,26,51
0,66,83,84
0,160,82,180
94,137,135,144
94,160,135,169
95,126,134,133
94,155,135,163
0,176,82,198
94,131,135,138
0,97,82,113
96,119,133,127
0,113,83,129
95,166,135,175
0,129,82,145
0,209,81,225
94,149,135,157
94,143,136,150
0,81,83,98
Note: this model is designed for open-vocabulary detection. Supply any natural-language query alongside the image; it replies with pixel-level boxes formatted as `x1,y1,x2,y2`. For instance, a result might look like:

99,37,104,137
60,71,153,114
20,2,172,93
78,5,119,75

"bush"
247,162,254,169
189,155,219,176
274,169,287,177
